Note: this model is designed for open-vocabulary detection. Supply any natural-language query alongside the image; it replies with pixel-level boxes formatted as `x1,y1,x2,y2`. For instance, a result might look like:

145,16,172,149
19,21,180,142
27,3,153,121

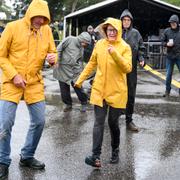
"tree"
12,0,180,20
0,0,12,19
12,0,31,19
162,0,180,6
13,0,104,20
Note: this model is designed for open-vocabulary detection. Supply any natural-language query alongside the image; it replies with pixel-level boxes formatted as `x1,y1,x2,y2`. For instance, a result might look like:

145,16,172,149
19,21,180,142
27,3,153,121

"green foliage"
12,0,104,20
0,0,12,19
12,0,180,20
46,0,104,20
162,0,180,6
12,0,31,19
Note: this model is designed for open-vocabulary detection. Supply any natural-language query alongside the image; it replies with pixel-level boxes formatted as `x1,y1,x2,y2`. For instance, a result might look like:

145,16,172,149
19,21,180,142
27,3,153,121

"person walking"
161,14,180,97
75,17,132,167
0,0,57,178
53,32,91,112
120,9,145,132
83,25,100,63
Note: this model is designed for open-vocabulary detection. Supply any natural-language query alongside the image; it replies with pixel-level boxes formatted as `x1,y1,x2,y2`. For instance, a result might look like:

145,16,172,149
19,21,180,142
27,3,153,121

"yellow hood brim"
24,0,50,26
97,17,122,42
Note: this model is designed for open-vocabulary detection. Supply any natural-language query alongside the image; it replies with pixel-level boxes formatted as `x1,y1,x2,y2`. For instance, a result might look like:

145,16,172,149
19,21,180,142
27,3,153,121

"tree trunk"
71,0,78,12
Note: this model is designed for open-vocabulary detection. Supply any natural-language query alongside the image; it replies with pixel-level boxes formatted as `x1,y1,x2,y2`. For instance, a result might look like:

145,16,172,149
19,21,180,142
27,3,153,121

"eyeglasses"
106,28,117,34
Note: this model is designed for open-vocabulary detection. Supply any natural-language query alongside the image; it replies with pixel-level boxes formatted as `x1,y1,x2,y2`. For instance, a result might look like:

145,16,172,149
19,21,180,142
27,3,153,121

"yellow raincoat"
0,0,57,104
75,18,132,108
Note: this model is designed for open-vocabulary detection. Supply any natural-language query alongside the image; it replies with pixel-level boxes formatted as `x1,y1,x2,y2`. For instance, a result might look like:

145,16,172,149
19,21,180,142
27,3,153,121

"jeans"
0,100,45,166
92,101,122,158
166,57,180,93
59,81,87,105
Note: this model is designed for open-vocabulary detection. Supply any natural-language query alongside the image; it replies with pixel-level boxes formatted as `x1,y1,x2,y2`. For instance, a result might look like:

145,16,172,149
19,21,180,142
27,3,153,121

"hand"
46,53,56,65
74,83,81,88
139,61,145,67
13,74,27,89
166,42,174,47
107,45,115,54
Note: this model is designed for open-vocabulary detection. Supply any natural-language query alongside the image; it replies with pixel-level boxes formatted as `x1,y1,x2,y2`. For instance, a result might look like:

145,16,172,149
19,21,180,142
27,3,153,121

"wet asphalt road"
4,68,180,180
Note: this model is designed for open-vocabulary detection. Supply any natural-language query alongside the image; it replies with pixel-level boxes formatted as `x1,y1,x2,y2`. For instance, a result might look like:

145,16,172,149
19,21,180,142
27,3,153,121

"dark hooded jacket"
161,14,180,59
53,32,91,84
120,9,145,83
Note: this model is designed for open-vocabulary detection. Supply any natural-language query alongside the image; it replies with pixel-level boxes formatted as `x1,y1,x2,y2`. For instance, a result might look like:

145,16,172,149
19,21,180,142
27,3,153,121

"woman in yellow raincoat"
75,17,132,167
0,0,57,177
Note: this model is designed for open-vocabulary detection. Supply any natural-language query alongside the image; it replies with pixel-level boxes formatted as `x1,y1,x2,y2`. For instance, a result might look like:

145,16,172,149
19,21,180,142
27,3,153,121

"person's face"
170,22,177,29
122,16,131,29
87,28,94,34
106,25,118,42
31,16,46,29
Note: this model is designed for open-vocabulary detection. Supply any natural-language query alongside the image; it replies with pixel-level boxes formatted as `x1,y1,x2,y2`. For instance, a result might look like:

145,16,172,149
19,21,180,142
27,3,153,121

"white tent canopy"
63,0,180,38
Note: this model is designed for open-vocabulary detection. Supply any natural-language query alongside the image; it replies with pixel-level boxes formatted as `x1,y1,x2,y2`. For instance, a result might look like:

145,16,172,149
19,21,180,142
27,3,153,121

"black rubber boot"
163,91,170,97
110,148,119,164
85,155,101,168
0,163,9,179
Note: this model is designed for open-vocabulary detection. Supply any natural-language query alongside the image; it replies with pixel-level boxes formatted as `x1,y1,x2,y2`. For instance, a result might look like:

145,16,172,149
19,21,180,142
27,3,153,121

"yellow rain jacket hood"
25,0,50,26
75,18,132,108
0,0,57,104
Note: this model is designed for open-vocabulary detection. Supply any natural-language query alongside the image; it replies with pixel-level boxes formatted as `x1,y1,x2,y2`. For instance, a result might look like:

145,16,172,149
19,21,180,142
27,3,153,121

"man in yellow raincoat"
0,0,57,178
75,18,132,167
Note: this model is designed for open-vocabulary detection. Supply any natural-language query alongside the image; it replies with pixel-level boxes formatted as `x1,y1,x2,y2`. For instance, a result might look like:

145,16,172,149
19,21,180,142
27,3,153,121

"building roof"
65,0,180,19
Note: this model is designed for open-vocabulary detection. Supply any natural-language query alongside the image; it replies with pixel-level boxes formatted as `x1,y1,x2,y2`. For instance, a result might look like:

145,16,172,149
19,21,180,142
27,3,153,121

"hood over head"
120,9,133,21
98,17,122,42
24,0,50,26
87,25,93,31
168,14,179,24
77,32,92,45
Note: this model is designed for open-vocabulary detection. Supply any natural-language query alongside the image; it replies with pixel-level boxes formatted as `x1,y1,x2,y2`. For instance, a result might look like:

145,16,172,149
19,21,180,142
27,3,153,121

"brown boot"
126,122,139,132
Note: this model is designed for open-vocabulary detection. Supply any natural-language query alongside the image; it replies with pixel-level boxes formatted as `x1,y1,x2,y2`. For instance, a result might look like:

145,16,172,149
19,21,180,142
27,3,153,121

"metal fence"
144,41,167,69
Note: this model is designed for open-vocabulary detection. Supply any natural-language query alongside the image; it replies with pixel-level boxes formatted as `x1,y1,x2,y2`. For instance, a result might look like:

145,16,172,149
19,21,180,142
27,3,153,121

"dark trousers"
92,101,122,158
59,81,87,105
126,74,137,124
165,57,180,93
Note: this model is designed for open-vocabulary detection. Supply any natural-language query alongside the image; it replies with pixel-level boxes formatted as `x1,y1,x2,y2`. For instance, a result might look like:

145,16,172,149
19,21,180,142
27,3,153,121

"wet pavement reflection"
5,69,180,180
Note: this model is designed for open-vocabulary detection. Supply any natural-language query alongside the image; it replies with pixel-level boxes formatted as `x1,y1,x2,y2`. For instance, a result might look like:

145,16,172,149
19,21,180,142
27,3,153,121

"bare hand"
107,45,115,54
13,74,27,89
166,42,174,47
139,61,145,67
46,53,56,65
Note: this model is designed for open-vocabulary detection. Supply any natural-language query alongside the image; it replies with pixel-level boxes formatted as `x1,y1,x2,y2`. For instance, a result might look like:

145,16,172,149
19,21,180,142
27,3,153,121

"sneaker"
80,104,87,112
63,104,72,112
85,156,101,168
0,163,8,179
110,148,119,164
19,157,45,170
126,122,139,132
